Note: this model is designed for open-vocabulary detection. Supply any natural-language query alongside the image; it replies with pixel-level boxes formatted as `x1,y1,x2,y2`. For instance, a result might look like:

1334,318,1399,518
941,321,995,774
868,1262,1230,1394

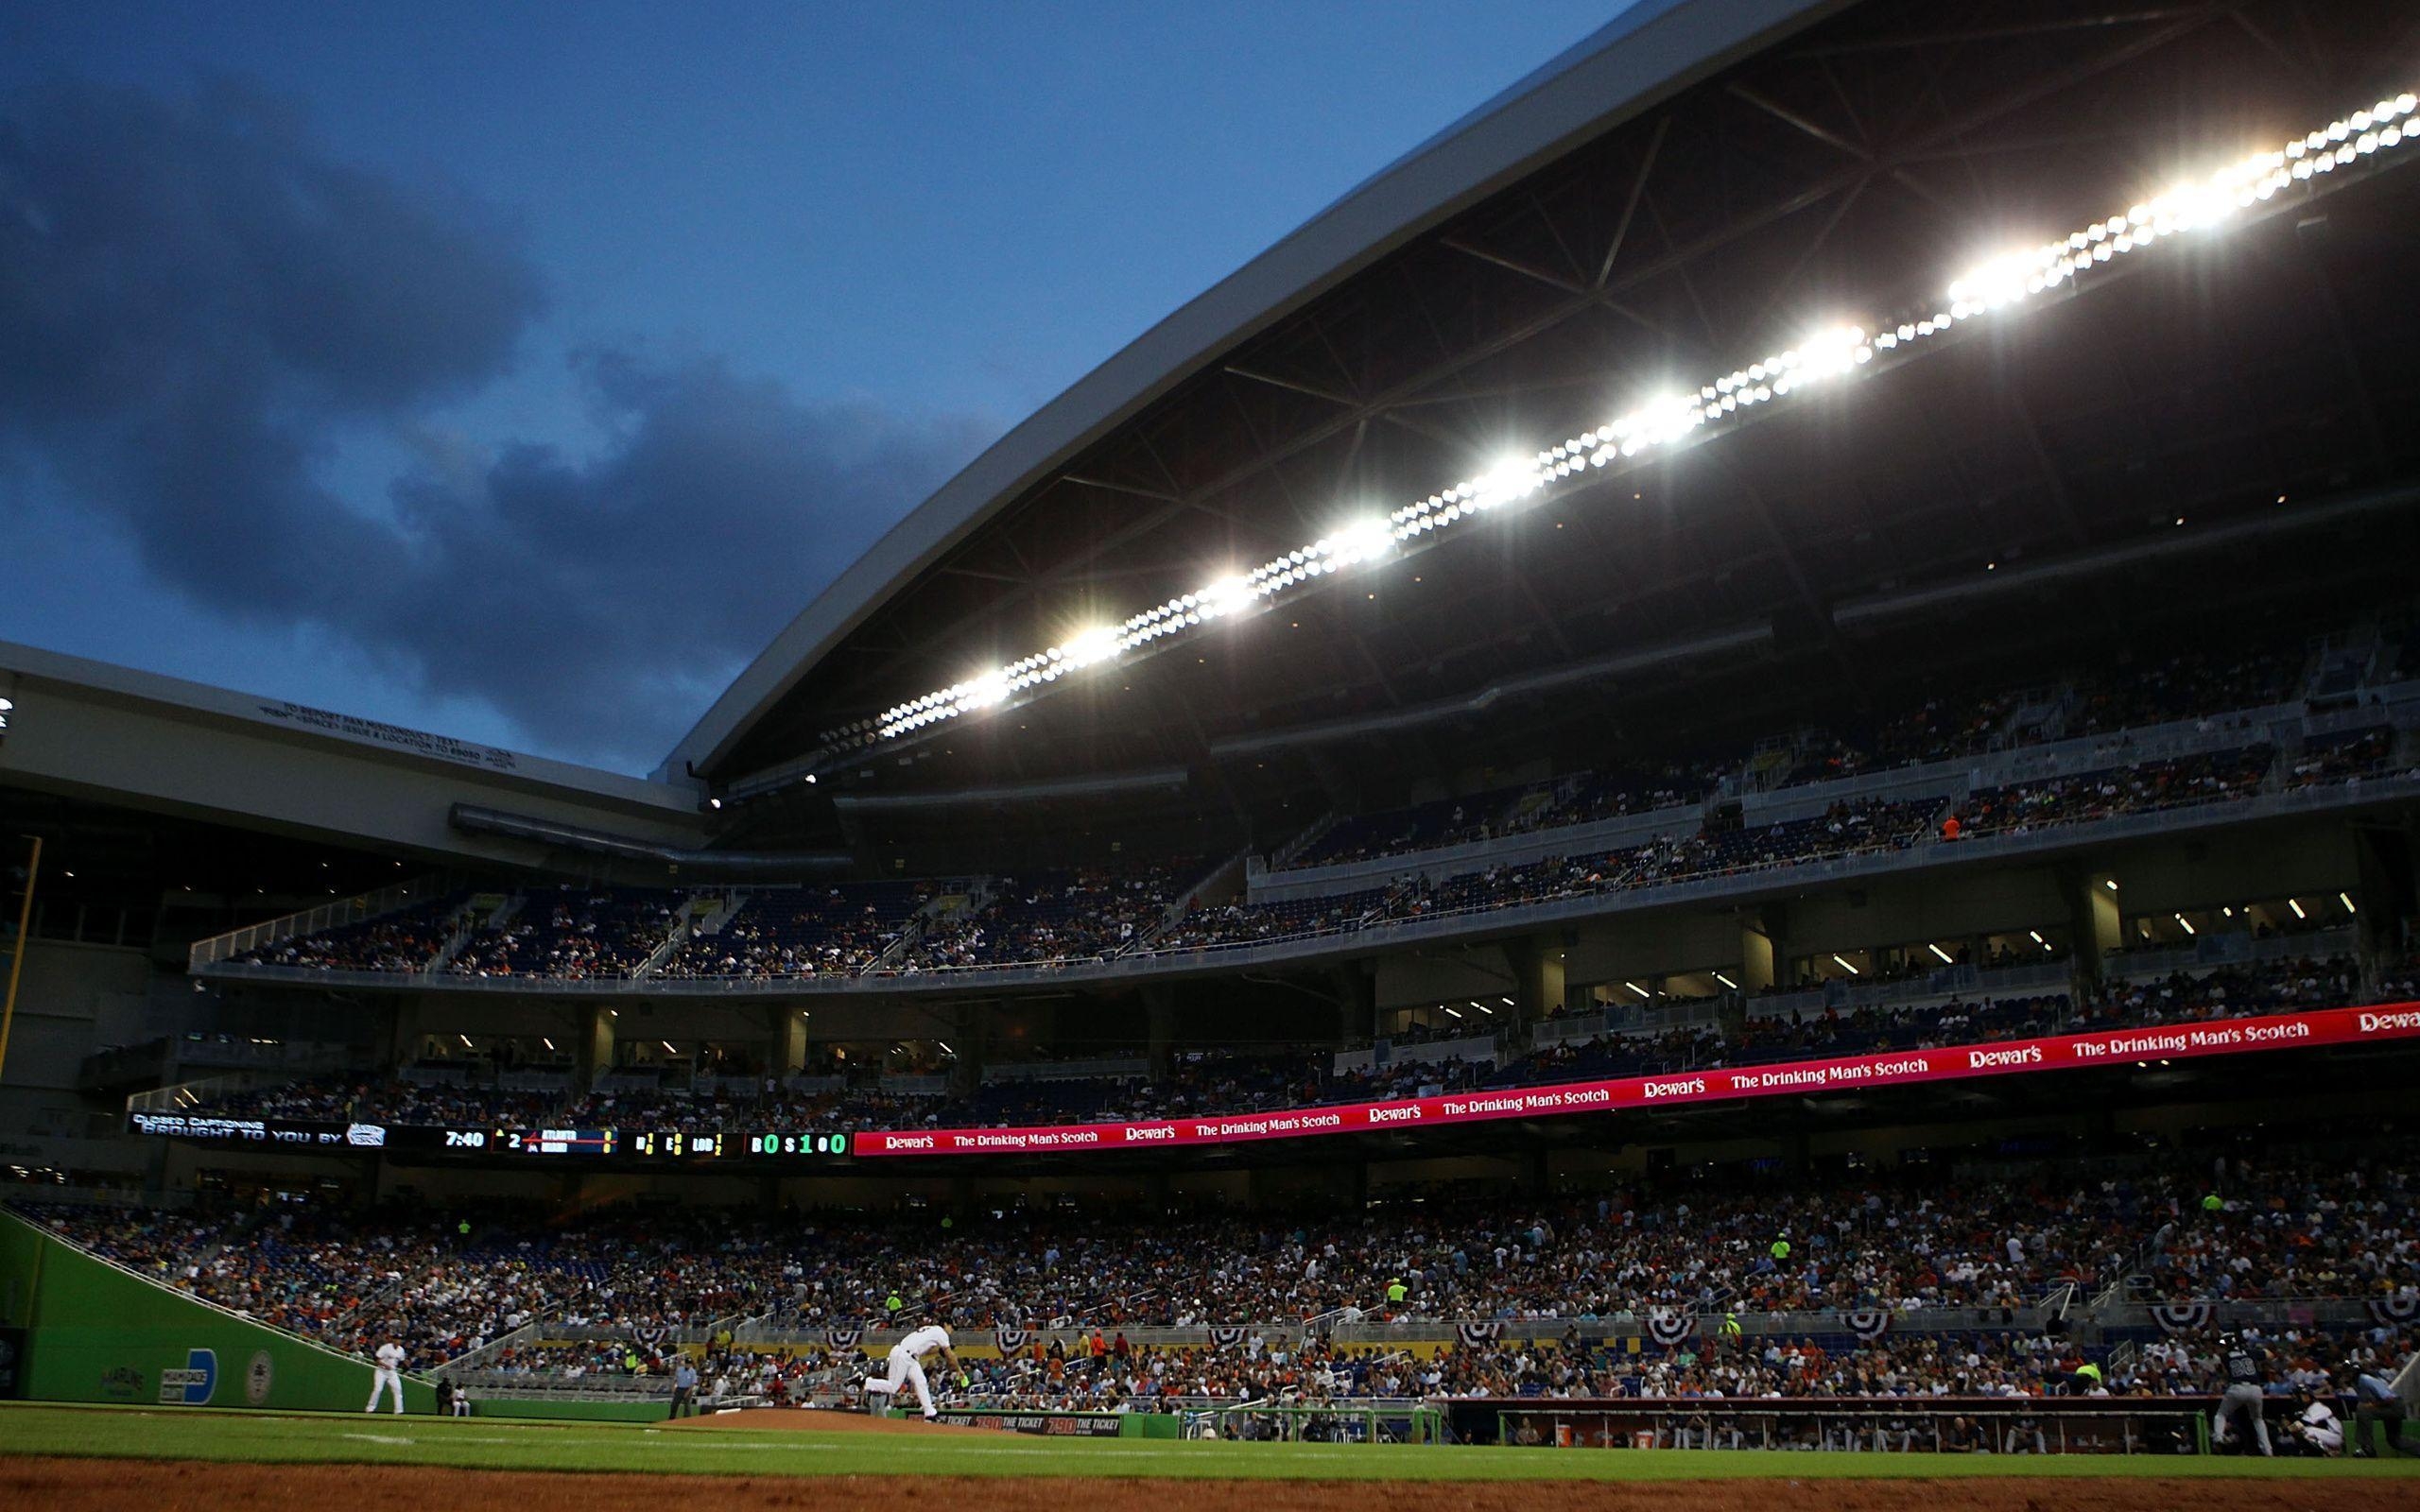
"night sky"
0,1,1623,771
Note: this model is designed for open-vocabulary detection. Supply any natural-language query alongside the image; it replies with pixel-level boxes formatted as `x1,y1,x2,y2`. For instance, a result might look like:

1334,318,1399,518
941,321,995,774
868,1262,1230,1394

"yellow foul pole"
0,834,41,1085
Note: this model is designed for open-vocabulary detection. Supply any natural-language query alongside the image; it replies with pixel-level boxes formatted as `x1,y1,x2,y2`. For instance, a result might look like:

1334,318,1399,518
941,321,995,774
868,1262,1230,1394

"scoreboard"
125,1110,853,1163
744,1132,851,1157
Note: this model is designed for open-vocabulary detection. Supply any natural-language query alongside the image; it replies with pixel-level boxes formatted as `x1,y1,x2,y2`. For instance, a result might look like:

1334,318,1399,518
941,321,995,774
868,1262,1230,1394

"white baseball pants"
366,1367,405,1413
865,1348,935,1417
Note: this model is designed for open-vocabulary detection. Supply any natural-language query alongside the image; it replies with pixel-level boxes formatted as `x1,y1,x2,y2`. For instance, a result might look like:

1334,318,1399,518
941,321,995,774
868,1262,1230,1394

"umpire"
2212,1334,2273,1456
2353,1362,2413,1457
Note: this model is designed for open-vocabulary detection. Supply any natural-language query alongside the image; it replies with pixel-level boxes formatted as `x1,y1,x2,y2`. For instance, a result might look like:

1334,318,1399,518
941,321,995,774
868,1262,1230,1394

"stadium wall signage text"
853,1004,2420,1157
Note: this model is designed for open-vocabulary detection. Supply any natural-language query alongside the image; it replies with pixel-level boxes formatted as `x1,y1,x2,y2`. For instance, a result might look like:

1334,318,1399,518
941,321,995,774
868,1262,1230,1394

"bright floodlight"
1200,576,1257,619
1328,518,1397,565
959,670,1010,710
1061,626,1122,667
1795,324,1870,379
837,87,2420,751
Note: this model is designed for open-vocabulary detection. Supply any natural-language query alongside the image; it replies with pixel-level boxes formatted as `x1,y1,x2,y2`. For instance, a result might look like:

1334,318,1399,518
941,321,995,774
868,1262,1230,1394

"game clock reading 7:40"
750,1132,849,1156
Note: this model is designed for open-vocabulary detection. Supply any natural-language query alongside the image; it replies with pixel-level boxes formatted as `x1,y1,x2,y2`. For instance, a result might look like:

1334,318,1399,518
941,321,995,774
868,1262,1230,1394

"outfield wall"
0,1211,437,1413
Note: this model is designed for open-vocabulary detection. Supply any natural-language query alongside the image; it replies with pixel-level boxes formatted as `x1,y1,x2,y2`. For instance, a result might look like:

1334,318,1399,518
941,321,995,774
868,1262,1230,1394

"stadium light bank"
831,93,2418,751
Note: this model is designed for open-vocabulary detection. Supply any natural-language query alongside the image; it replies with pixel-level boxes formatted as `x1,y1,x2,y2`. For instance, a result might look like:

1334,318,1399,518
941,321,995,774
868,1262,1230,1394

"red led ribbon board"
853,1004,2420,1157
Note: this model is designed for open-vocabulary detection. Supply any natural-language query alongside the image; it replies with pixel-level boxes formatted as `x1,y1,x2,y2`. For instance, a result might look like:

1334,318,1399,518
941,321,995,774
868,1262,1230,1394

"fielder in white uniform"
366,1340,406,1414
864,1323,959,1420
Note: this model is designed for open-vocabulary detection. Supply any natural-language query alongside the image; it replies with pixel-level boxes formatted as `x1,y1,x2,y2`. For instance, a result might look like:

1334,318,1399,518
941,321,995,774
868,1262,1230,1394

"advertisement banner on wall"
0,1327,24,1399
854,1003,2420,1158
159,1348,216,1405
924,1410,1126,1436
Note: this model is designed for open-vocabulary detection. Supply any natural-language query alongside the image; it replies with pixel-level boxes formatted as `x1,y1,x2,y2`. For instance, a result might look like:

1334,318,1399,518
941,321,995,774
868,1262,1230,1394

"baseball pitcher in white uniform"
864,1322,959,1420
366,1340,406,1414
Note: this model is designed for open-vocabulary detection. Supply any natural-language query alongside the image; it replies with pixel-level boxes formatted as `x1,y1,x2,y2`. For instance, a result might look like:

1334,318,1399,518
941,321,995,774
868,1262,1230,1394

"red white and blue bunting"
1454,1321,1506,1349
2151,1301,2214,1337
1842,1309,1893,1343
994,1327,1032,1353
1646,1311,1697,1349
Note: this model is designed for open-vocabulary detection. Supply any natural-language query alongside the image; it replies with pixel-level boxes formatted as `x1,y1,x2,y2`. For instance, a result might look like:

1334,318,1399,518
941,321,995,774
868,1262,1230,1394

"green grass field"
1,1402,2414,1482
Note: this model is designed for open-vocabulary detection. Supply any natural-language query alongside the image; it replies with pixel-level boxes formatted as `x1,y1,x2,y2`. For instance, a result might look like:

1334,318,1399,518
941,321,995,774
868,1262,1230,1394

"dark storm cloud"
377,353,990,759
0,78,983,766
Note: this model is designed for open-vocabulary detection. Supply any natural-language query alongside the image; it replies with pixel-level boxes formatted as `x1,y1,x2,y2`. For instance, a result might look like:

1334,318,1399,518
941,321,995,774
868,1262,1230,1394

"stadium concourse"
9,0,2420,1493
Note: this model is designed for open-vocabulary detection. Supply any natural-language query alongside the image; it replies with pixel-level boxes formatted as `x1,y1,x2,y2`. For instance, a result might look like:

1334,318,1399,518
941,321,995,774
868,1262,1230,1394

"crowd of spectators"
21,1129,2412,1391
909,860,1197,969
199,1076,567,1130
1951,747,2275,839
233,894,466,972
1152,886,1404,952
1273,628,2378,878
2066,646,2307,737
12,1198,792,1365
447,889,678,980
211,611,2419,989
2287,727,2399,789
658,883,930,980
635,1319,2410,1439
1150,797,1944,957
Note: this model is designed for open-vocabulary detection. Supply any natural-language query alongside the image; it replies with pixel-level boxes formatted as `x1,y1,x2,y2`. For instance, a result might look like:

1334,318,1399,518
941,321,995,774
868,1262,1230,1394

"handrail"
186,876,445,969
441,1319,544,1373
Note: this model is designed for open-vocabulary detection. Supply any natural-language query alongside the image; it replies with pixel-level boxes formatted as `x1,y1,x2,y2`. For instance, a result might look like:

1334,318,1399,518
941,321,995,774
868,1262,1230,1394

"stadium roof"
673,0,2420,829
0,638,705,864
661,0,1840,784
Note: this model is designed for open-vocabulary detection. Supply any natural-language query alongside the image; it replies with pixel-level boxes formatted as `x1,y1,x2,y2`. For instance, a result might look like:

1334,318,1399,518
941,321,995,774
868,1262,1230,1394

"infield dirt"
7,1458,2418,1512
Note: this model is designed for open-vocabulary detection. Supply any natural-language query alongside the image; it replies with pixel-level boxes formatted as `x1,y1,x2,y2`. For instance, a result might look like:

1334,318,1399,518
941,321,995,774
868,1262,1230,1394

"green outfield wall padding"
0,1212,43,1330
0,1211,436,1414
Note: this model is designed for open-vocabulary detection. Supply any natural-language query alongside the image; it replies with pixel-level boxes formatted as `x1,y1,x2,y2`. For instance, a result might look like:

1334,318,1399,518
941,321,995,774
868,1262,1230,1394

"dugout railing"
1182,1397,1444,1443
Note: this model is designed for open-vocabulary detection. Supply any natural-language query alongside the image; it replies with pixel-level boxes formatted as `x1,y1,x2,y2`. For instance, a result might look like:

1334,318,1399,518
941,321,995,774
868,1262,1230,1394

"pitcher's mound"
669,1407,988,1434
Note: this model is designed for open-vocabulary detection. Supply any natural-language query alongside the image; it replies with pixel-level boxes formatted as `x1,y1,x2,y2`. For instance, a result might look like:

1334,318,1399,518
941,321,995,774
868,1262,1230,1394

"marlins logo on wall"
246,1349,274,1405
